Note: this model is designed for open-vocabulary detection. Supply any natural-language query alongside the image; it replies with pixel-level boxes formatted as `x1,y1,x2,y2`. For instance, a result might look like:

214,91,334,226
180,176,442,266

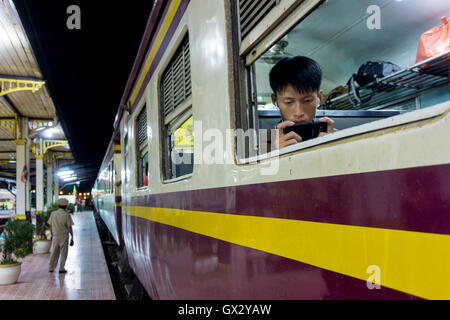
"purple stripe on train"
125,215,422,299
125,164,450,235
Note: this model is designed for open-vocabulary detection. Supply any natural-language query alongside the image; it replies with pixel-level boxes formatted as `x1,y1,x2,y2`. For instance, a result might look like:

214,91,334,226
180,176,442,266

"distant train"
92,0,450,299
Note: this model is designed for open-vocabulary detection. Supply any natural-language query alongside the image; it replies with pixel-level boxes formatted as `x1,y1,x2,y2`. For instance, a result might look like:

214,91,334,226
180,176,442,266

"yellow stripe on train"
129,0,182,106
124,205,450,300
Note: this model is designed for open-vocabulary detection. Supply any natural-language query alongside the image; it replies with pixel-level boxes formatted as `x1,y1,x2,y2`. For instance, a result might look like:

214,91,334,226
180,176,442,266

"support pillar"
54,164,59,203
46,156,53,207
14,139,27,220
25,137,31,221
36,155,44,215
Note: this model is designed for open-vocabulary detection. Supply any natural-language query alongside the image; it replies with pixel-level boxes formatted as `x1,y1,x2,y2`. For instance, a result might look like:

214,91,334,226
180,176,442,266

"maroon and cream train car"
94,0,450,299
92,134,123,247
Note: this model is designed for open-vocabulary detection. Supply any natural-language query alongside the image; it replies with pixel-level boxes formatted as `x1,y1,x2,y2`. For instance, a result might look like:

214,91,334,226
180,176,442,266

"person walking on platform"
48,198,74,273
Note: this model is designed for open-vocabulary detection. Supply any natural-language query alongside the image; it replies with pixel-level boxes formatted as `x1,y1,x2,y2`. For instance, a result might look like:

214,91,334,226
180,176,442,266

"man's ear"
318,90,324,104
271,94,277,106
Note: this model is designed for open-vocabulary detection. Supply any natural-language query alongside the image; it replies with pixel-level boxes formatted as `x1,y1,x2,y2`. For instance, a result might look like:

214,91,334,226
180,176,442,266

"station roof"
0,0,69,183
9,1,154,190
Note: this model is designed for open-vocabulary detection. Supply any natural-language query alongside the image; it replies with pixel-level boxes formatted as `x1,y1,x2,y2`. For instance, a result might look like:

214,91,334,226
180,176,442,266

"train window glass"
135,105,148,188
160,33,193,181
168,114,193,180
240,0,450,155
110,162,114,193
123,134,129,186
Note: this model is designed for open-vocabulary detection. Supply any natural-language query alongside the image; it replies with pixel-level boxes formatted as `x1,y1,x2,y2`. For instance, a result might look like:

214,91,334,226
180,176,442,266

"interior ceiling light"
260,39,293,64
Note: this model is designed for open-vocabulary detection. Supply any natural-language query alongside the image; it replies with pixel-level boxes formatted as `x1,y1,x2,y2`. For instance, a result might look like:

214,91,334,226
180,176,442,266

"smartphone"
282,120,327,141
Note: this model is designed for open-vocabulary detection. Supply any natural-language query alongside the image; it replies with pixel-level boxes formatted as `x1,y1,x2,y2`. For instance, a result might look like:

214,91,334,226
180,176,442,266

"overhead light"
43,127,60,138
63,177,77,182
59,174,74,179
58,170,74,176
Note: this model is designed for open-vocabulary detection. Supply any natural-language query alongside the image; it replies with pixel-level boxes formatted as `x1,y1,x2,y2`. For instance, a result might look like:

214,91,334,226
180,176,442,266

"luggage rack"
326,50,450,110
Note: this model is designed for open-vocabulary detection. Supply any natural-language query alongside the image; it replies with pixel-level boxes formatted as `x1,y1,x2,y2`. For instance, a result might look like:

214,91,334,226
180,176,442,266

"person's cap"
58,198,69,206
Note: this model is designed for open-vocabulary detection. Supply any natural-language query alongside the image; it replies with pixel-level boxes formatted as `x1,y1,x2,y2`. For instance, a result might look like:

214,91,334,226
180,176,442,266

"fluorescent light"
63,177,77,182
43,127,60,138
58,170,74,176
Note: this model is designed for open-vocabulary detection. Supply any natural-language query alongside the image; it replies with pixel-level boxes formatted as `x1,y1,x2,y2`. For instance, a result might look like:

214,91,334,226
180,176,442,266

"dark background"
12,0,155,191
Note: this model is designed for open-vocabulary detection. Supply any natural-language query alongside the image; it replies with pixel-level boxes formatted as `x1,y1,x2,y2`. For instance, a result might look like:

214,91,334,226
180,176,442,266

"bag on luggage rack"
346,61,401,108
416,16,450,64
324,85,348,108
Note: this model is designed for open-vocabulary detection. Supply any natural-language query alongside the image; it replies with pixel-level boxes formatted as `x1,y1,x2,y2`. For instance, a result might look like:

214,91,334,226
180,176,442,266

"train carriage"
93,0,450,299
93,134,123,247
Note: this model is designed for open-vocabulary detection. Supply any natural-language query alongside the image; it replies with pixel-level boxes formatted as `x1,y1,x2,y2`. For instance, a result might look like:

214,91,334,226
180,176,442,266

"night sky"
12,0,155,190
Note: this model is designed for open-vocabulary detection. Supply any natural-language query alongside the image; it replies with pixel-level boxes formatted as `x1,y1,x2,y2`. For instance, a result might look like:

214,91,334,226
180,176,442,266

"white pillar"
46,159,53,207
54,164,59,203
36,155,44,214
25,138,31,217
14,139,27,220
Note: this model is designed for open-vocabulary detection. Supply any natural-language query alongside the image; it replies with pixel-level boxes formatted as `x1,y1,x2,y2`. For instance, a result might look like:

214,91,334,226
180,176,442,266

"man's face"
272,84,323,123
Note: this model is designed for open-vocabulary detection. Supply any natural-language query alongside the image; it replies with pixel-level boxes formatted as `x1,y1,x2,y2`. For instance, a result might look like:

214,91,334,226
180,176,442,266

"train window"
123,134,129,186
110,161,114,193
234,0,450,157
135,104,148,188
160,33,193,181
168,113,193,179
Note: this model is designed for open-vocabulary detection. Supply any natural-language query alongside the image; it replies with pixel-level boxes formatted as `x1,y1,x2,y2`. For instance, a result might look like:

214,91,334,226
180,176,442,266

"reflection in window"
169,115,193,179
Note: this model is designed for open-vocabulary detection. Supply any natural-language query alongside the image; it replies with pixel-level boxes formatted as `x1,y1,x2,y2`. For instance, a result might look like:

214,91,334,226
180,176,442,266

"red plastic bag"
416,16,450,63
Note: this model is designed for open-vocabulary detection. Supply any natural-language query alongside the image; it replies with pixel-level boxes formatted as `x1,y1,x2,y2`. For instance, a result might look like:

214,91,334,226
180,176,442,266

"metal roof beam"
0,74,45,97
0,96,22,117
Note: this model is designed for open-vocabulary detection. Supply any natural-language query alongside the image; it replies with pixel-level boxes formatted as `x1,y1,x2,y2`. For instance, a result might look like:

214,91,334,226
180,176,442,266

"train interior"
255,0,450,130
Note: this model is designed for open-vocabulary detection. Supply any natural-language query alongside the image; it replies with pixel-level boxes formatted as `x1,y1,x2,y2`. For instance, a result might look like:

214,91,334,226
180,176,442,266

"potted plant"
33,208,53,254
0,219,34,285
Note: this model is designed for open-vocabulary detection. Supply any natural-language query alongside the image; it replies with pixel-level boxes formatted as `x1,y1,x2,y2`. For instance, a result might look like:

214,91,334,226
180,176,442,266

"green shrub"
1,219,35,265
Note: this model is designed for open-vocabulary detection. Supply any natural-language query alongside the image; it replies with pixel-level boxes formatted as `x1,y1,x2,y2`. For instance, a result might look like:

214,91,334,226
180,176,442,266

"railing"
326,50,450,110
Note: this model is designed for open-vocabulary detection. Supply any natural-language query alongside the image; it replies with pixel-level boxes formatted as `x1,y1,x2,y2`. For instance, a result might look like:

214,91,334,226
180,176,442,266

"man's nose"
293,102,305,117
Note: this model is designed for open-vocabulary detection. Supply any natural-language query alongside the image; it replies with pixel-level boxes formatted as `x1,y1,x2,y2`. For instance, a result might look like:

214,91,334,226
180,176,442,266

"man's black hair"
269,56,322,96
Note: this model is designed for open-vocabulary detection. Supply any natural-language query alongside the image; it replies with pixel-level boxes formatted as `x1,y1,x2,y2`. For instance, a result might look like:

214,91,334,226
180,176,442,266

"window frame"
231,0,450,164
159,31,194,183
231,0,324,161
135,104,149,190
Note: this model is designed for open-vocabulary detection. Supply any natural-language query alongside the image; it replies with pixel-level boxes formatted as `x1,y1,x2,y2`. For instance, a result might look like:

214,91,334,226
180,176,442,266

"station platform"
0,211,116,300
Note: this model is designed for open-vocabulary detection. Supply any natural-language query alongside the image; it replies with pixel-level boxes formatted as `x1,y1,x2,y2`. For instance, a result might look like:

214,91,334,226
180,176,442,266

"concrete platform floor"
0,211,116,300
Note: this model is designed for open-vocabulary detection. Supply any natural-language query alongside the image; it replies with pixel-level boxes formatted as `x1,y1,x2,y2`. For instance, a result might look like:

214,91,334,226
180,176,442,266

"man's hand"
318,117,337,137
275,121,302,150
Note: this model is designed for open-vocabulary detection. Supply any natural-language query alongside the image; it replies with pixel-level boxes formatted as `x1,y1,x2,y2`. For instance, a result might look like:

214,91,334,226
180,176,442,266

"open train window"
160,33,193,181
233,0,450,159
135,104,148,188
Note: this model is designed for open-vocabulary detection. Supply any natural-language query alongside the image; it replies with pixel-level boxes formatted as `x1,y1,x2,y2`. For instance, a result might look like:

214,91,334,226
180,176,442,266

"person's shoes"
59,269,67,273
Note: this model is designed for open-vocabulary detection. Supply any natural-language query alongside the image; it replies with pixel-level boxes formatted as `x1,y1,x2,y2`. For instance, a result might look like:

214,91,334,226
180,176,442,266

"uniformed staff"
48,198,74,273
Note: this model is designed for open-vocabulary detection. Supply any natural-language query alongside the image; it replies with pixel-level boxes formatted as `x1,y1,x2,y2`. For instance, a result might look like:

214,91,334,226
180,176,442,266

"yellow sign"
173,116,193,151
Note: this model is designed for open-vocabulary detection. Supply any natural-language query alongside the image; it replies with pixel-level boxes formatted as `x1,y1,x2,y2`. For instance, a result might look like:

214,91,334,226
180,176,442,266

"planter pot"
33,240,51,254
0,262,22,286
